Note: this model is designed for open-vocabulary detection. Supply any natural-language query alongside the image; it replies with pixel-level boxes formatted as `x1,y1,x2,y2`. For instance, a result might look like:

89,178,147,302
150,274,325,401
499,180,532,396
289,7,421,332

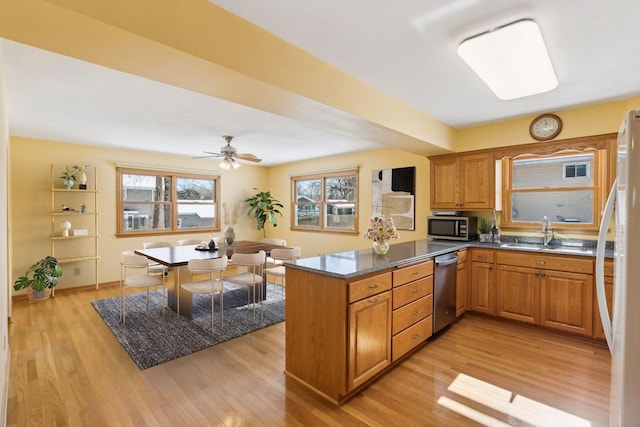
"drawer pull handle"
412,334,421,340
368,298,379,304
412,288,420,294
412,271,421,276
368,284,379,289
413,310,421,316
480,255,486,259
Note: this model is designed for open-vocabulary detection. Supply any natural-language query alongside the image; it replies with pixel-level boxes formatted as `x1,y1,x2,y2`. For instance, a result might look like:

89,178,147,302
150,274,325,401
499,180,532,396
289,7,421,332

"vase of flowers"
363,215,399,255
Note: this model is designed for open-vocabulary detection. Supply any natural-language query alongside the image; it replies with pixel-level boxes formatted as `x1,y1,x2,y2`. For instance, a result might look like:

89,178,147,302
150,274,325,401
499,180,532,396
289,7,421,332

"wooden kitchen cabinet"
593,259,614,339
496,264,540,324
429,152,494,210
391,260,433,361
470,249,495,314
496,250,594,336
348,288,392,390
456,249,469,316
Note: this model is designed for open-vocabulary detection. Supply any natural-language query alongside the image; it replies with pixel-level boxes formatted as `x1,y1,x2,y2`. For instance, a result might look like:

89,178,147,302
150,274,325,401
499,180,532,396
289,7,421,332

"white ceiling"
3,0,640,166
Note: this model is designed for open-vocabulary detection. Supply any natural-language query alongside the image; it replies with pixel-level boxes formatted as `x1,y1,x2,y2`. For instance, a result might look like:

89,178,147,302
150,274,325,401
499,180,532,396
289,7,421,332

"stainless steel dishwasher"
434,252,458,333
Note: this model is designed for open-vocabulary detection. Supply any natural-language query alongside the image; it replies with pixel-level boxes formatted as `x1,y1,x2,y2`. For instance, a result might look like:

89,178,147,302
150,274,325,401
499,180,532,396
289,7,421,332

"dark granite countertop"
286,238,614,279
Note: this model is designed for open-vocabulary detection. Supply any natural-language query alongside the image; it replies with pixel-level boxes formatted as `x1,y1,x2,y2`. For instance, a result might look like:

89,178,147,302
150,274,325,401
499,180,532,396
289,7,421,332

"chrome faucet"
541,216,554,245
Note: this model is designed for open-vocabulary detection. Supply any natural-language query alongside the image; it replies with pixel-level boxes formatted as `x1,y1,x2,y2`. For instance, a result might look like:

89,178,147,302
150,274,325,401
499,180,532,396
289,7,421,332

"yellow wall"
10,137,268,291
456,96,640,152
267,148,430,256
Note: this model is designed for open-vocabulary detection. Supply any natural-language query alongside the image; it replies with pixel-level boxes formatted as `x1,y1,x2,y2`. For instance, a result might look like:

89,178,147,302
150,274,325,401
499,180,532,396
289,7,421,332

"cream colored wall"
265,148,429,256
10,137,268,291
455,96,640,152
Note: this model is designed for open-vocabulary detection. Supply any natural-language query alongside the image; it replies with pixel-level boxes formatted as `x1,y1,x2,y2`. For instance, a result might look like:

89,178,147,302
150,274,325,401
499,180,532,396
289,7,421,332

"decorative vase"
373,240,390,255
78,171,87,189
63,179,74,190
224,226,236,246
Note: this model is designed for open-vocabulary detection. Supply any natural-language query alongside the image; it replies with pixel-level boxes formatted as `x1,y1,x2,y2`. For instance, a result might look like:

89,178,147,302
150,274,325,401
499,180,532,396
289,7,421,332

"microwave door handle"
455,220,460,236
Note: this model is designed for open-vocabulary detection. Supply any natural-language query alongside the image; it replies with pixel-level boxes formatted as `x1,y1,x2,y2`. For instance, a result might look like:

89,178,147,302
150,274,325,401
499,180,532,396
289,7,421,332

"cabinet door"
496,265,540,324
541,270,593,336
456,260,468,316
348,290,392,391
430,157,459,209
593,260,614,339
470,261,494,314
460,153,494,209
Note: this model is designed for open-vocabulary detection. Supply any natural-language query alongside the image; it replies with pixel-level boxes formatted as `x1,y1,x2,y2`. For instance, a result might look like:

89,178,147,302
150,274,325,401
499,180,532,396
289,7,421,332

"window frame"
500,149,607,232
290,168,359,234
116,167,221,237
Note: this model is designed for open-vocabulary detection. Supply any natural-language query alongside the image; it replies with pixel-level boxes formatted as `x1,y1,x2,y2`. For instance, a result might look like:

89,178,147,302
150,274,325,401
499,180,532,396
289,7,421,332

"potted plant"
479,218,493,243
13,256,63,301
245,188,284,238
60,165,78,189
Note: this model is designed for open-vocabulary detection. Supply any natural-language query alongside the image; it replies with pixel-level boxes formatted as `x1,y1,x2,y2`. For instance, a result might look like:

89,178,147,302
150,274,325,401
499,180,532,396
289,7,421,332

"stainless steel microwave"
427,216,478,241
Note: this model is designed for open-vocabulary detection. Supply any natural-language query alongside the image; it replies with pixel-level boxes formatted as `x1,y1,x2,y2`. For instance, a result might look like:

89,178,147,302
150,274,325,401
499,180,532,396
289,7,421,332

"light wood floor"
8,285,611,426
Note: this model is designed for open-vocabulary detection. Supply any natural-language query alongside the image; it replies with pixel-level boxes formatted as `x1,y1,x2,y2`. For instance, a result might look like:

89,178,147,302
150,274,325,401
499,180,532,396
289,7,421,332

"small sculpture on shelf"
60,221,72,237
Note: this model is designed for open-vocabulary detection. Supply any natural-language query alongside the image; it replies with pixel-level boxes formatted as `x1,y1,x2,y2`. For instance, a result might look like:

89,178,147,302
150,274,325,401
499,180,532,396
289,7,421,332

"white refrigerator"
596,109,640,426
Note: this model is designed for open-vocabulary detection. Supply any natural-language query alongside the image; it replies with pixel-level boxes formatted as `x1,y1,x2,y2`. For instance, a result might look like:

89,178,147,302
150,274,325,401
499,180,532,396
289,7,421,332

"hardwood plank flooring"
8,286,611,426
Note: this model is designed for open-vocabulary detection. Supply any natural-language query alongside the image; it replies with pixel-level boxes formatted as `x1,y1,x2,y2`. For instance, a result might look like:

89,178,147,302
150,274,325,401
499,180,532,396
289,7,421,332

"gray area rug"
92,285,285,369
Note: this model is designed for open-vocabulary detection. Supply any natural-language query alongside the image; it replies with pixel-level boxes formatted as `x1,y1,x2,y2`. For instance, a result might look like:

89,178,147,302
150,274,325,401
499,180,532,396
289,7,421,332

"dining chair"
142,241,172,276
120,251,165,324
225,250,266,322
180,257,228,331
264,246,300,299
177,238,202,246
260,238,287,265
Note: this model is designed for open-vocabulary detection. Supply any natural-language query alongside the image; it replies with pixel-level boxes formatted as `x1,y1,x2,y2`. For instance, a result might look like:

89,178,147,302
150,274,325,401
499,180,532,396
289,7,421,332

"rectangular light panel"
457,19,558,100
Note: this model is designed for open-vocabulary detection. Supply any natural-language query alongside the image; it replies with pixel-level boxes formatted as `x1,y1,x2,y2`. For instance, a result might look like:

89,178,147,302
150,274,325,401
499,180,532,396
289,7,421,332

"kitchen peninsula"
284,239,464,404
284,238,612,404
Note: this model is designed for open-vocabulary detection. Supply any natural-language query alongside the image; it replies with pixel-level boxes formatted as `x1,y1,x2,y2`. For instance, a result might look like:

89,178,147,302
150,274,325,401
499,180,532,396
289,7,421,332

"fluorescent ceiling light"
457,19,558,100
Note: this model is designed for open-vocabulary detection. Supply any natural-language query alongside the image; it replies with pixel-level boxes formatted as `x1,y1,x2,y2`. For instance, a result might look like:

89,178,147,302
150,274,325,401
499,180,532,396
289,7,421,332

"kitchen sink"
499,242,593,254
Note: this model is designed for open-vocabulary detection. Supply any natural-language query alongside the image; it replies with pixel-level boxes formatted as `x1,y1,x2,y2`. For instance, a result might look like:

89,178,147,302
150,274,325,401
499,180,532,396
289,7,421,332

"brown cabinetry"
470,249,495,314
391,260,433,361
496,251,594,336
430,152,494,210
593,259,614,339
456,249,469,316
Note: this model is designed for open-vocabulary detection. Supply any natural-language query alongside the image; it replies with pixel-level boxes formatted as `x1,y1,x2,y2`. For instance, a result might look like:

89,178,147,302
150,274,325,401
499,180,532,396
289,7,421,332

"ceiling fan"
195,135,262,170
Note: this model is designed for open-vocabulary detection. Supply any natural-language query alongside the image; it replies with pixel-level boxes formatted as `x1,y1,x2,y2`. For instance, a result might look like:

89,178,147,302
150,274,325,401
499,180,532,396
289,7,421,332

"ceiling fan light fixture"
219,157,241,171
457,19,558,100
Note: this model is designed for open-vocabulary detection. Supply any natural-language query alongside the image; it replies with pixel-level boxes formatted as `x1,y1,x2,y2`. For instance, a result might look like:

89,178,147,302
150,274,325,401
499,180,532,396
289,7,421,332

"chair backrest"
187,257,228,272
260,238,286,246
178,239,202,246
142,241,172,249
230,250,266,267
270,247,301,262
121,251,149,268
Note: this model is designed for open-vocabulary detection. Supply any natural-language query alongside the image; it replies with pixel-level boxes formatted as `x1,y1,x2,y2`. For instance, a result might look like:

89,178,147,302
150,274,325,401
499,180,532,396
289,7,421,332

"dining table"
135,240,285,319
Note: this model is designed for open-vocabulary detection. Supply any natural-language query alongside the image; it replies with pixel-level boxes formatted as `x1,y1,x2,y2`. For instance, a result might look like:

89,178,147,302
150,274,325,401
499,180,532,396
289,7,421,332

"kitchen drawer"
392,316,432,361
393,260,433,287
496,251,593,274
393,276,433,309
349,272,392,303
392,294,433,335
472,249,495,263
604,259,614,277
457,249,468,264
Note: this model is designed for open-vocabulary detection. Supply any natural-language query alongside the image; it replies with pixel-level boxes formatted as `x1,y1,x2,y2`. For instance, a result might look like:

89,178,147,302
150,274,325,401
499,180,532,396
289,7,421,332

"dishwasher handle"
434,254,458,266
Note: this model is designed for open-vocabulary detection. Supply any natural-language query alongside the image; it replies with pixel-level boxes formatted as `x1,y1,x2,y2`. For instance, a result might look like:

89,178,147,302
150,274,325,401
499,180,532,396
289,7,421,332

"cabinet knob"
412,288,420,294
412,334,421,340
413,310,422,316
480,255,486,260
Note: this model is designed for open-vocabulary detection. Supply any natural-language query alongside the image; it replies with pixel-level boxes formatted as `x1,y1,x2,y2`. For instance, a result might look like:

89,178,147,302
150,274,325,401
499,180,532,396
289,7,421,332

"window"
502,151,605,230
291,169,358,233
117,167,220,236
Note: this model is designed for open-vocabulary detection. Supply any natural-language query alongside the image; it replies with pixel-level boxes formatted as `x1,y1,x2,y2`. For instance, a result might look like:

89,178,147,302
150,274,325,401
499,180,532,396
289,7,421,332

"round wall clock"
529,113,562,141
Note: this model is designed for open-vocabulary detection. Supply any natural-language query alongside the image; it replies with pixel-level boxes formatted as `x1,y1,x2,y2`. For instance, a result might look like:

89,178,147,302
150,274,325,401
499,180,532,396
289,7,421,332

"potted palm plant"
13,256,63,301
245,188,284,238
479,218,493,243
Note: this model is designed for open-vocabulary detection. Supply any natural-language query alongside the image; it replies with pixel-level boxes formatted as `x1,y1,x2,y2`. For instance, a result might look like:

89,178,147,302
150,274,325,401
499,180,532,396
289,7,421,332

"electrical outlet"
74,268,81,276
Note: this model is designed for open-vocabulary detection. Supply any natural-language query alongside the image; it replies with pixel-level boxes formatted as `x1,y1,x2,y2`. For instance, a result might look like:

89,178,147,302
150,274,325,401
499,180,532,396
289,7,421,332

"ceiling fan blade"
236,153,262,162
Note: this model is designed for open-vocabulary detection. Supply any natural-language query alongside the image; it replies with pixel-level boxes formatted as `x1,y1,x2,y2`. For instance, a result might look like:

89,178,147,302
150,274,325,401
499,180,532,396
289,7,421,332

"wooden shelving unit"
50,165,100,292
